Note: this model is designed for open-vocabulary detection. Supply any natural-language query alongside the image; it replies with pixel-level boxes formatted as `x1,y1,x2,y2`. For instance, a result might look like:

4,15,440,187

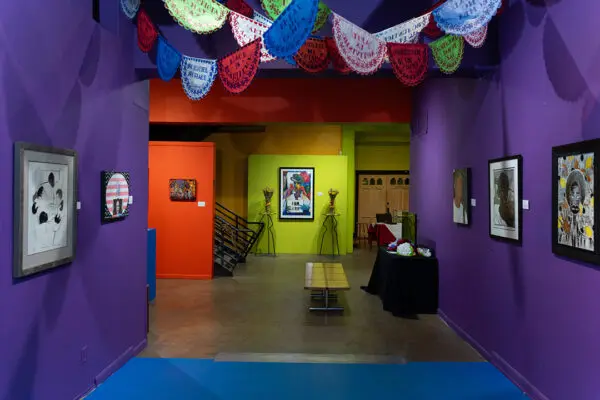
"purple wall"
0,1,149,399
411,1,600,399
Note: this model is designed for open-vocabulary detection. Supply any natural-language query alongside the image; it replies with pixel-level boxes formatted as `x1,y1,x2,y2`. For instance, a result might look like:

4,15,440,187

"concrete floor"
141,248,482,363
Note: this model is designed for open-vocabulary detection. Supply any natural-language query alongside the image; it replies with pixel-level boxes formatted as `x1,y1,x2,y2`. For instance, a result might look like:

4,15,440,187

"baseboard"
438,309,549,400
156,273,212,280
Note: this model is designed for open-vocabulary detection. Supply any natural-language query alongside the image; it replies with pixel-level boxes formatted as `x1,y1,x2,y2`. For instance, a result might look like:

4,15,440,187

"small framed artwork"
488,155,522,243
452,168,471,225
13,142,78,278
169,179,196,201
101,171,131,223
552,139,600,264
279,167,315,220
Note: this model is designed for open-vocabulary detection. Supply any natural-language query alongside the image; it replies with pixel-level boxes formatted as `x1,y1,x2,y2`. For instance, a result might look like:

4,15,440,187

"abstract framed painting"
13,142,78,278
488,155,522,243
552,139,600,264
169,179,196,201
452,168,471,225
101,171,131,223
279,167,315,221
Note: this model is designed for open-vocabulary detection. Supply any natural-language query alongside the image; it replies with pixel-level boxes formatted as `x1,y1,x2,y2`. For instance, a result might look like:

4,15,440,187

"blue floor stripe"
87,358,527,399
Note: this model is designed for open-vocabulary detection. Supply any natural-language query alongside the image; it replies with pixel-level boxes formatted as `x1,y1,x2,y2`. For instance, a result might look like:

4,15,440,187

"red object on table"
377,224,397,246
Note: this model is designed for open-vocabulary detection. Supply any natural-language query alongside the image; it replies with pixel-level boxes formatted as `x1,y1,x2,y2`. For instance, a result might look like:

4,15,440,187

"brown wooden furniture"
304,262,350,311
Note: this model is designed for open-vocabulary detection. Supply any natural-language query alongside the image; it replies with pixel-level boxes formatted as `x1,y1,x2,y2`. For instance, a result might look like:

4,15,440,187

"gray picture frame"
13,142,78,278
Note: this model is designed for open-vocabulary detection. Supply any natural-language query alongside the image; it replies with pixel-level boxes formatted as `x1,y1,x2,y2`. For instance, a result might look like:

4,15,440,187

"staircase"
214,202,264,277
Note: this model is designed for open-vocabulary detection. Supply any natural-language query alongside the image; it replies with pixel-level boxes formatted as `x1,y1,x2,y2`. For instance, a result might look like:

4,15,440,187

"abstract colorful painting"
101,171,131,223
553,139,600,264
279,167,314,220
169,179,196,201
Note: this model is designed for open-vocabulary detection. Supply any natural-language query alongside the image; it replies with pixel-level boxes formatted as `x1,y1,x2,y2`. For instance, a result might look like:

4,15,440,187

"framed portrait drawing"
169,179,196,201
13,142,78,278
552,139,600,264
101,171,131,223
279,167,315,220
488,155,522,243
453,168,471,225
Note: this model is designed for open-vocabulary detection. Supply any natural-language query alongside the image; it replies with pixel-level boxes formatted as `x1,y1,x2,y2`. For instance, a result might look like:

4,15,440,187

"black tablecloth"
362,247,439,316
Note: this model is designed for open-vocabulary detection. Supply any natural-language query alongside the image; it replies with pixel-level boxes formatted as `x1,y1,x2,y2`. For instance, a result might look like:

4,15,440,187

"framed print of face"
101,171,131,223
279,167,315,220
488,155,522,243
552,139,600,264
453,168,470,225
13,142,78,278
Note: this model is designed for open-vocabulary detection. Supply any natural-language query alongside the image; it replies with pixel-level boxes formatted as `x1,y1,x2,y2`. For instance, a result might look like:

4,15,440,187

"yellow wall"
248,155,348,254
355,144,410,171
206,124,341,218
341,127,355,253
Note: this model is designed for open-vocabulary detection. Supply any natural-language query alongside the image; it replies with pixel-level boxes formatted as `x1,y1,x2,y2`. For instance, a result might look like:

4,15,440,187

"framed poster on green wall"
279,167,315,220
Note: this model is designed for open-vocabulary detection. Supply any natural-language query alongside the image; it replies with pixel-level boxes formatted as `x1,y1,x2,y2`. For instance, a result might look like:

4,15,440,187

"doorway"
355,170,410,225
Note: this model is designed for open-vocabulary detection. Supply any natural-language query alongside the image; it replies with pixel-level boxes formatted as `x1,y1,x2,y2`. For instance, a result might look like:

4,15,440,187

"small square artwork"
488,155,522,242
552,139,600,264
279,167,314,220
452,168,470,225
169,179,196,201
101,171,131,223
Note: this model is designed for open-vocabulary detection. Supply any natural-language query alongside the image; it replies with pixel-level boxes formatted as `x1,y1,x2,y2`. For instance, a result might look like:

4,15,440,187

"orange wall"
150,78,412,123
207,124,341,217
148,142,216,279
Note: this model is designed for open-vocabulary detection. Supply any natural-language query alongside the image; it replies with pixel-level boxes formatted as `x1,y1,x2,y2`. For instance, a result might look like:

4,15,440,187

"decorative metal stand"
259,211,276,256
319,213,341,256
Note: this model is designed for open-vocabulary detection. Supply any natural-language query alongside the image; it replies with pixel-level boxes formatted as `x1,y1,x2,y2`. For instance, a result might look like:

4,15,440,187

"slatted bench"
304,262,350,311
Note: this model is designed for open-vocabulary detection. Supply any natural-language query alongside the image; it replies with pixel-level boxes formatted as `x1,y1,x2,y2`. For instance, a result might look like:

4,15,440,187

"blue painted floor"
87,358,527,399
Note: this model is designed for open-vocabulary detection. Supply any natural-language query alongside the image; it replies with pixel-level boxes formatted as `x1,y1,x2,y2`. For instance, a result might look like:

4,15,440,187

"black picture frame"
488,155,523,243
278,167,315,221
101,171,131,223
552,139,600,264
453,167,471,226
13,142,78,278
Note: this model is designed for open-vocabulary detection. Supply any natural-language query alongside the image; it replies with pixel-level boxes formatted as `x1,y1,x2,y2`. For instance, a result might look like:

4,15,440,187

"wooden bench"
304,262,350,311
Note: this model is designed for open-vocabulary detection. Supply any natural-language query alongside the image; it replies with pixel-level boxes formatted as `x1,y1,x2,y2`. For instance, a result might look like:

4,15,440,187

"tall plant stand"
319,213,341,256
259,211,276,256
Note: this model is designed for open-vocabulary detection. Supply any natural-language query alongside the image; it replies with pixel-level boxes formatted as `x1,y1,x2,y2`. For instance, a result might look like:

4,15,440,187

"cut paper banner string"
263,0,319,58
463,25,488,48
217,38,262,94
253,11,273,26
164,0,230,34
293,38,330,73
137,9,158,53
325,37,350,74
181,56,218,100
230,12,275,62
121,0,140,19
387,43,428,87
374,13,431,44
332,13,386,75
429,34,464,74
157,37,182,81
260,0,330,33
422,0,446,38
226,0,253,18
432,0,502,35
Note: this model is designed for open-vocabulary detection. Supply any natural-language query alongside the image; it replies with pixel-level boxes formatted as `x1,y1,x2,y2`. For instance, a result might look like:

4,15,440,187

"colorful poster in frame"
279,167,315,220
552,139,600,264
488,155,522,243
101,171,131,223
169,179,196,201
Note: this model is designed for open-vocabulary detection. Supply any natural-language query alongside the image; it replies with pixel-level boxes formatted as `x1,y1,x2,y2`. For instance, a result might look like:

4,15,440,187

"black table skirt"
362,247,439,316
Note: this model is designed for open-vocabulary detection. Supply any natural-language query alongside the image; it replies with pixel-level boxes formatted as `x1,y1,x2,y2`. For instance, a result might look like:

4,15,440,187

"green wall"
355,144,410,171
248,154,348,255
341,127,355,253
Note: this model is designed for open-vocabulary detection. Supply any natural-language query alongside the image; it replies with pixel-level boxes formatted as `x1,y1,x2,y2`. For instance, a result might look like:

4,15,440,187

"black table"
362,247,439,316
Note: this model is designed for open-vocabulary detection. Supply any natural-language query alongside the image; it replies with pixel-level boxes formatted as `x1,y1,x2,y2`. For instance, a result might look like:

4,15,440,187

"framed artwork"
452,168,471,225
488,155,522,242
13,142,78,278
169,179,196,201
279,167,315,220
552,139,600,264
101,171,131,223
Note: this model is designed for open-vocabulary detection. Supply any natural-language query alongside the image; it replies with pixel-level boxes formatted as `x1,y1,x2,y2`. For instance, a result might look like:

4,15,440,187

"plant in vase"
328,188,339,214
263,186,274,213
